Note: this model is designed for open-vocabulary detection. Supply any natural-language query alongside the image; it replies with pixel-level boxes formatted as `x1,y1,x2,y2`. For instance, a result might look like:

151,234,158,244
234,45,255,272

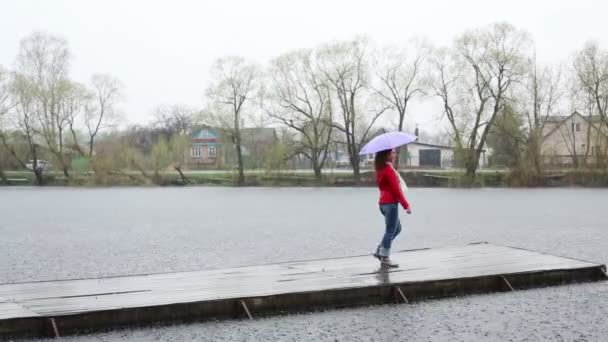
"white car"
25,160,51,172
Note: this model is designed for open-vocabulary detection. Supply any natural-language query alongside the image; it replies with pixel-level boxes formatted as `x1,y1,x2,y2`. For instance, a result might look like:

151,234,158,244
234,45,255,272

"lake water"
1,187,607,341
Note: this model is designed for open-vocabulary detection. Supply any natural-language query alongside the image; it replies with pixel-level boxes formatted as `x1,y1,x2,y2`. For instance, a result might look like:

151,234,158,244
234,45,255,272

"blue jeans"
377,203,401,257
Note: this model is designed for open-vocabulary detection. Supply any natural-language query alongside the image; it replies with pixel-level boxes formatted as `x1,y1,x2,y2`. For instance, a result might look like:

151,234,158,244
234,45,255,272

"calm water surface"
1,187,607,341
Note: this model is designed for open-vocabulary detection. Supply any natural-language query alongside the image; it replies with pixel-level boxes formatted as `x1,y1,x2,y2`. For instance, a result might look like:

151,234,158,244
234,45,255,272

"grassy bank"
3,169,608,187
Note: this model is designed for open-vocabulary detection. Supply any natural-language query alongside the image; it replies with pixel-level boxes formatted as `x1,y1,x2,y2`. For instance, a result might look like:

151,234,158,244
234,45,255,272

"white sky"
2,0,607,132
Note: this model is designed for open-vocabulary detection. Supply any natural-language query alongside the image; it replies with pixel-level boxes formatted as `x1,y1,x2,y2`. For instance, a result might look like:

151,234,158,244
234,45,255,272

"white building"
541,112,608,165
401,142,456,168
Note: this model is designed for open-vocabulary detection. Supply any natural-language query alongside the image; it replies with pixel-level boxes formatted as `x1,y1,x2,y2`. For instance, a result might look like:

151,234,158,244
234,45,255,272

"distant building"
238,127,278,169
541,111,608,165
360,127,468,169
401,142,456,168
187,126,223,169
187,126,279,170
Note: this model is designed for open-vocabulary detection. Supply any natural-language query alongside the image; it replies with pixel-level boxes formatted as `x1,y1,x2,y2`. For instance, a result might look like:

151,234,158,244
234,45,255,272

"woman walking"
373,149,411,268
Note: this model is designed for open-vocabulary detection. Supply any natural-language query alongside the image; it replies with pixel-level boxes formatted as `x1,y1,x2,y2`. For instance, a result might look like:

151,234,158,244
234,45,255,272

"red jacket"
376,163,410,210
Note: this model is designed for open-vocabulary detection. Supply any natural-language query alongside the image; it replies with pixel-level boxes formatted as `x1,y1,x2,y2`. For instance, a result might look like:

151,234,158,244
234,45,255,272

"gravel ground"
1,187,607,342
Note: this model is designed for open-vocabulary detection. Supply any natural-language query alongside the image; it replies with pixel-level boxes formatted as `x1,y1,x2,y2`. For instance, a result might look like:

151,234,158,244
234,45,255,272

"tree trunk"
234,131,245,186
464,163,476,183
0,168,7,185
33,168,44,186
394,114,406,168
174,165,189,184
352,162,360,183
350,152,361,183
529,133,543,176
89,137,95,159
571,154,580,169
313,164,322,181
50,151,71,180
62,166,70,179
310,152,323,181
464,149,480,184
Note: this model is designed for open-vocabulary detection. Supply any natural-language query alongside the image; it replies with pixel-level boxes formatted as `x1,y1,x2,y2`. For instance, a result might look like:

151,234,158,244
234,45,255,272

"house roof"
190,126,278,142
544,115,571,123
191,125,219,135
240,127,277,143
543,111,607,139
409,141,453,150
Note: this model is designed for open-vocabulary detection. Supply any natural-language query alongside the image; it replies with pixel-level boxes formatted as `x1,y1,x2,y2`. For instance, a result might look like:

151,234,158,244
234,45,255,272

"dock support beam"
394,287,409,304
49,318,60,337
501,276,515,292
240,300,253,320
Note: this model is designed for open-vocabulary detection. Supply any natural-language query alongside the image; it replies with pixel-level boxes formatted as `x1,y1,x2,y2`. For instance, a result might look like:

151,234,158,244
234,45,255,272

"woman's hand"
406,207,412,215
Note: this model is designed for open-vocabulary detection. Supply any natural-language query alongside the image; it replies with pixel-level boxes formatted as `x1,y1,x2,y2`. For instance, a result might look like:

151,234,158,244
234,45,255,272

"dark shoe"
380,257,399,268
373,246,382,260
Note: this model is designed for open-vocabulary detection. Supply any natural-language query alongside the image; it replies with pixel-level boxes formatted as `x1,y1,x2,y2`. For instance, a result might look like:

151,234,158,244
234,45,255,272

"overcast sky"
2,0,607,131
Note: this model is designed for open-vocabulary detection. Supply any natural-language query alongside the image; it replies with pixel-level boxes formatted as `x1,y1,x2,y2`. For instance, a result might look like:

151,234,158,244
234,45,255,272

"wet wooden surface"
0,243,605,337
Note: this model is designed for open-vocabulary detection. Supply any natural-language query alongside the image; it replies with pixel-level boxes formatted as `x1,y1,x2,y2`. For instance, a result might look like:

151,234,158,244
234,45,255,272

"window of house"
201,130,210,138
208,146,217,158
582,144,586,149
191,147,202,158
573,123,581,132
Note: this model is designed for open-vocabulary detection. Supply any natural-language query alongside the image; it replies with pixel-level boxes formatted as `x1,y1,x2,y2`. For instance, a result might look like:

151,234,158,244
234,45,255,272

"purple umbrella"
359,131,417,155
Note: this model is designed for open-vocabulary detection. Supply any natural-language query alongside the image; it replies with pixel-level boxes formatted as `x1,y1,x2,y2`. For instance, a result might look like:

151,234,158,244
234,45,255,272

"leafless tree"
15,32,72,178
150,104,195,180
431,23,532,181
1,74,45,184
266,49,333,180
0,66,15,183
318,38,388,182
573,41,608,166
521,55,563,173
84,74,123,158
206,56,259,185
374,40,429,166
575,42,608,125
63,81,93,158
152,104,195,136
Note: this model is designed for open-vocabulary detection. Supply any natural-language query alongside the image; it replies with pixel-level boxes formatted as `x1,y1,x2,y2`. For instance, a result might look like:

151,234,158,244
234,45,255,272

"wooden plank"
0,299,40,320
0,243,605,338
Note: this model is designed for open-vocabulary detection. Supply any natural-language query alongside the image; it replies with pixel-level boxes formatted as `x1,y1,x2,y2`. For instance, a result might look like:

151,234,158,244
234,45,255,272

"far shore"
2,169,608,188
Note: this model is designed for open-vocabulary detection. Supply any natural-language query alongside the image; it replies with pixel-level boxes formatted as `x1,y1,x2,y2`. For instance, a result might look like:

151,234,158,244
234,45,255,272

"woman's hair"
374,149,392,171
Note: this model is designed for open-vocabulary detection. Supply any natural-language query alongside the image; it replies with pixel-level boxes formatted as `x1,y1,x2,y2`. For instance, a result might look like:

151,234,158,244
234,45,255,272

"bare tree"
575,42,608,125
374,40,429,166
266,49,333,180
15,32,72,178
151,104,195,180
137,135,190,185
1,74,45,185
152,104,194,136
206,56,259,186
84,74,123,158
63,81,93,158
522,56,563,173
0,66,11,116
0,66,15,183
319,38,388,182
431,23,531,181
574,41,608,166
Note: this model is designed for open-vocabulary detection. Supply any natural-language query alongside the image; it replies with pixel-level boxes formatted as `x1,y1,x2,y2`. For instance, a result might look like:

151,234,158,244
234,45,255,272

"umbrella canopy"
359,131,417,155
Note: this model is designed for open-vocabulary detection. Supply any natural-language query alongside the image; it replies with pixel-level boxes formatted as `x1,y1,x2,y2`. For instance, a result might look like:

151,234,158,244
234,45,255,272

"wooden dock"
1,242,606,338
